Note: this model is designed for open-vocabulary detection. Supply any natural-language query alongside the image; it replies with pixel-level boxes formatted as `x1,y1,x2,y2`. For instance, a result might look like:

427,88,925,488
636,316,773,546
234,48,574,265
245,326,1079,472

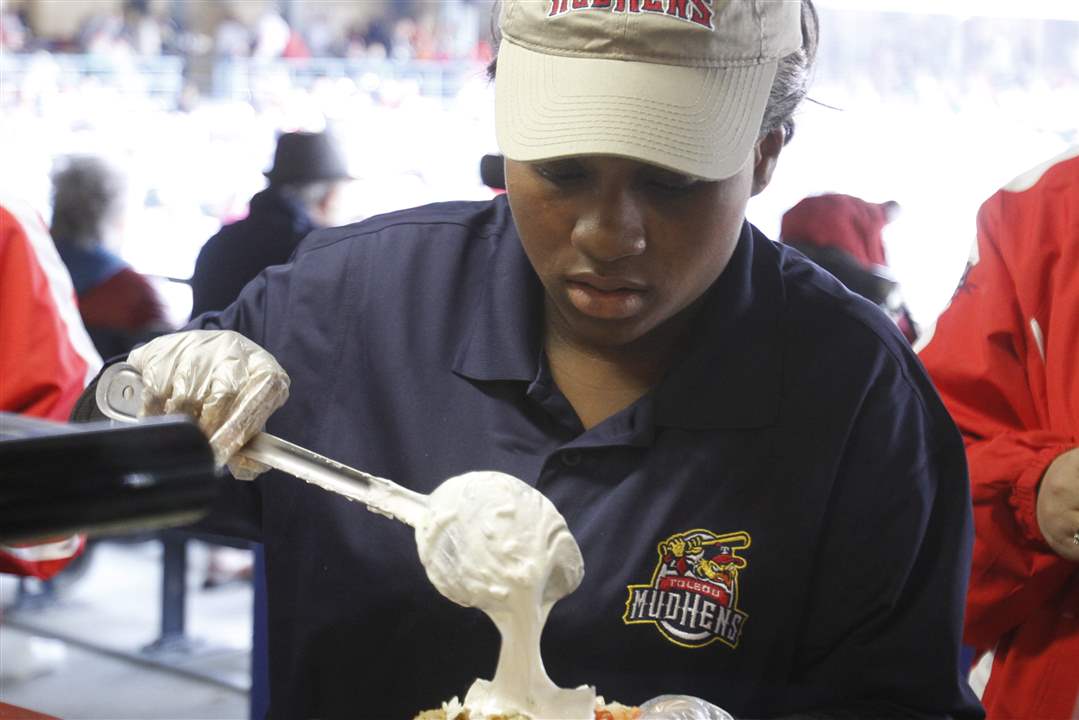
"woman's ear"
751,129,785,196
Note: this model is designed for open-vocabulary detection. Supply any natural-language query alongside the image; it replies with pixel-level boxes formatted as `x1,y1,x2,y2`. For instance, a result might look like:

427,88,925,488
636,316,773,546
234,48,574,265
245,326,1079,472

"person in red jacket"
0,194,101,579
919,147,1079,719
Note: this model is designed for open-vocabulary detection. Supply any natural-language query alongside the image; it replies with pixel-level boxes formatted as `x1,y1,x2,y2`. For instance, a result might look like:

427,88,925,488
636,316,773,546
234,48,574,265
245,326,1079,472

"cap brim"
495,38,778,182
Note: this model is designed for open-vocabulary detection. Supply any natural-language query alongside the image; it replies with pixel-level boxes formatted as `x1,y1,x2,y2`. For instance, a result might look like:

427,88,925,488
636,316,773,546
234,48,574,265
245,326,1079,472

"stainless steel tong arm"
96,362,427,527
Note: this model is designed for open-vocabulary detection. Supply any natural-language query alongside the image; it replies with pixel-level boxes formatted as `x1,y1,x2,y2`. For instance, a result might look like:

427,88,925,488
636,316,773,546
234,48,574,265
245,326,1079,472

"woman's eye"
534,162,586,184
647,171,700,192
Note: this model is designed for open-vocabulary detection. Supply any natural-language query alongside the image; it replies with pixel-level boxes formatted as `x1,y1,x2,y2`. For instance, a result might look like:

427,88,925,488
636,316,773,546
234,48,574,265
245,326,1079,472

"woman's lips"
565,276,647,320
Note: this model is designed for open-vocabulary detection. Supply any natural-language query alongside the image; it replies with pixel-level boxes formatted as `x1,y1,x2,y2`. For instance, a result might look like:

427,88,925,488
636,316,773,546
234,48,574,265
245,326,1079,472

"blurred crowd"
0,0,493,63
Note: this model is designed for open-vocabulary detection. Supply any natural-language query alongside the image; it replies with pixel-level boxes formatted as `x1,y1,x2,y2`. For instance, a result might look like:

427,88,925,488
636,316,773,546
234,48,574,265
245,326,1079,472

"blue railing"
210,56,488,100
0,53,186,102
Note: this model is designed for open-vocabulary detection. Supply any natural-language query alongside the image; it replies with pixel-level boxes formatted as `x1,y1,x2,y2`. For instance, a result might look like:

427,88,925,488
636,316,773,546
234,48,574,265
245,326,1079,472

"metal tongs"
96,362,427,527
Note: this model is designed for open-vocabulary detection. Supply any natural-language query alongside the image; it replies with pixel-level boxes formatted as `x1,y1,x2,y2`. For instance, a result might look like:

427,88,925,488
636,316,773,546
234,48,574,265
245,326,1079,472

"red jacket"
79,266,170,331
919,148,1079,719
0,197,99,578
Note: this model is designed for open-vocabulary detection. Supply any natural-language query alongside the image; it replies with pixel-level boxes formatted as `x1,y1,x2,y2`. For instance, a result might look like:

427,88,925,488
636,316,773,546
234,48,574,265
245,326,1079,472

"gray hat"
264,131,352,185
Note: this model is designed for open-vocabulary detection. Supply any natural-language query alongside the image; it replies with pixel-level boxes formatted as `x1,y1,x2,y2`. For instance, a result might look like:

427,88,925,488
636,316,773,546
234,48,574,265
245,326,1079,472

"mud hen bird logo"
623,529,750,649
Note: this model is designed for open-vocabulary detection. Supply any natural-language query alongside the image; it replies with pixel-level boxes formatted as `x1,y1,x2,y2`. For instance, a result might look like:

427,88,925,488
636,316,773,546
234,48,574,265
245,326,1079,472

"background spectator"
780,193,918,342
50,155,172,357
189,130,352,318
0,6,29,52
0,193,100,578
0,195,101,686
214,10,250,59
121,0,162,57
187,129,350,595
252,8,290,61
919,147,1079,719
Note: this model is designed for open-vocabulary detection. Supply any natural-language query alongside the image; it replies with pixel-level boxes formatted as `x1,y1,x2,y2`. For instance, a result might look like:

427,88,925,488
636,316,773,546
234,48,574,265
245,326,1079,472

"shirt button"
561,450,582,467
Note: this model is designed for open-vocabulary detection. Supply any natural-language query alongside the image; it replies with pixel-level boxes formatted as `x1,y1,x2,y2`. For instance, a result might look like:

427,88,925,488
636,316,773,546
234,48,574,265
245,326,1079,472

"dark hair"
760,0,819,145
50,155,126,249
486,0,819,146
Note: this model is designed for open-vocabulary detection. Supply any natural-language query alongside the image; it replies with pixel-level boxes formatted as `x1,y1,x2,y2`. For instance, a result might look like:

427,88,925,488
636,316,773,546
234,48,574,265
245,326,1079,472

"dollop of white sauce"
415,471,595,720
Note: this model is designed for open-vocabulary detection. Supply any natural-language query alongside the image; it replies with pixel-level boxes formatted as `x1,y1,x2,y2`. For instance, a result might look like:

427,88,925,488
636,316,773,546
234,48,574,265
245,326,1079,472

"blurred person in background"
252,7,290,60
1,194,101,684
347,17,392,59
282,29,311,60
780,193,918,343
303,13,336,58
50,155,172,358
214,10,250,59
0,5,29,52
78,8,129,57
121,0,162,57
189,130,350,590
0,192,101,484
919,147,1079,719
189,130,351,318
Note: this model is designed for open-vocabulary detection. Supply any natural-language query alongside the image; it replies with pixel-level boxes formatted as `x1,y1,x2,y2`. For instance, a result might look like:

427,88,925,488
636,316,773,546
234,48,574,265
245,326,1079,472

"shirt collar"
453,209,784,430
451,201,544,383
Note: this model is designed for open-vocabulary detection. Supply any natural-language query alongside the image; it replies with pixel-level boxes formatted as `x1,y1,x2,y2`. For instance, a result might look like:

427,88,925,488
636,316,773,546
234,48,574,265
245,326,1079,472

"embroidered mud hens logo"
623,529,750,649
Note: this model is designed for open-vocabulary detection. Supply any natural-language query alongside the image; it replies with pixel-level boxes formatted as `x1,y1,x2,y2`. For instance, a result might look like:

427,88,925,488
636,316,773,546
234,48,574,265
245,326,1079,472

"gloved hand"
127,330,290,480
639,695,733,720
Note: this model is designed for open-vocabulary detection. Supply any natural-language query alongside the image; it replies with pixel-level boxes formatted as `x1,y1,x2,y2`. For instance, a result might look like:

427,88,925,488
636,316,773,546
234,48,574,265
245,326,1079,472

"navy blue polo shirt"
192,196,981,719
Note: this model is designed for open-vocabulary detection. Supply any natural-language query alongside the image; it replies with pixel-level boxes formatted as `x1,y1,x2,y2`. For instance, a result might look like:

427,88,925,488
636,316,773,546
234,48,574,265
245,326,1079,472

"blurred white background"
748,0,1078,327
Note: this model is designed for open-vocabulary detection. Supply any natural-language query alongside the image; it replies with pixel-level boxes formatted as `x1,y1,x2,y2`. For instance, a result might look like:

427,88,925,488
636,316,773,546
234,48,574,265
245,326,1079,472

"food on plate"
414,696,641,720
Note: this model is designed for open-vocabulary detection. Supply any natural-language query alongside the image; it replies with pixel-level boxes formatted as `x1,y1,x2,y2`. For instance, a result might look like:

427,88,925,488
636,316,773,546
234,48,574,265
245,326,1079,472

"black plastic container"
0,414,219,543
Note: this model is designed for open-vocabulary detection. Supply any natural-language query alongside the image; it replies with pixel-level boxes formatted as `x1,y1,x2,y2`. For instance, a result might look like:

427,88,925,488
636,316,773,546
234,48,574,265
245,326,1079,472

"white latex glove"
639,695,734,720
127,330,290,480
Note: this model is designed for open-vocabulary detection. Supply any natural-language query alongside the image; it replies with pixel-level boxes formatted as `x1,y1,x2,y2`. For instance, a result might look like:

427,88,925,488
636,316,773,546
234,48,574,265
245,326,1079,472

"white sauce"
415,471,595,720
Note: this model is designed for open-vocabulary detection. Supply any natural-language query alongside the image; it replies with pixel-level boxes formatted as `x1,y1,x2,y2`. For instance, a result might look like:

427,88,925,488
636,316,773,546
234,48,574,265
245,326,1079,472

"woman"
81,1,981,717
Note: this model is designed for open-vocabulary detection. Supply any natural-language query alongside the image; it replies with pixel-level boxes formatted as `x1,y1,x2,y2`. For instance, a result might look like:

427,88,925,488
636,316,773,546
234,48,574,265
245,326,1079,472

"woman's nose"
570,190,647,263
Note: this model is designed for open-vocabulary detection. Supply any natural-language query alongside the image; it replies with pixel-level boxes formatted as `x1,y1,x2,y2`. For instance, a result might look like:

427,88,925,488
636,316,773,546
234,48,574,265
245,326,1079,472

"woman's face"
505,146,777,352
